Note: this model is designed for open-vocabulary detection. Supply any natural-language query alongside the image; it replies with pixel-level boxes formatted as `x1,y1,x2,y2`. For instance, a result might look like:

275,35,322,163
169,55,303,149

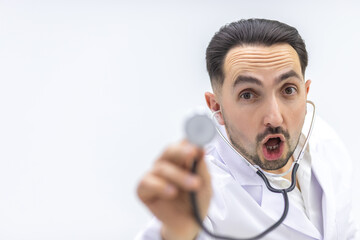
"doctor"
135,19,358,239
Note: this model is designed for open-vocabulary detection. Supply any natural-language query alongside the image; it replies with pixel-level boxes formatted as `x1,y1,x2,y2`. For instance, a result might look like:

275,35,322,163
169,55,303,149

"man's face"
209,43,311,172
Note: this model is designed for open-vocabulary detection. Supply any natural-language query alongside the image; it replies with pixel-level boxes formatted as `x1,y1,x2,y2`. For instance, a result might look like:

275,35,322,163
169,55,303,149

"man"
135,19,358,239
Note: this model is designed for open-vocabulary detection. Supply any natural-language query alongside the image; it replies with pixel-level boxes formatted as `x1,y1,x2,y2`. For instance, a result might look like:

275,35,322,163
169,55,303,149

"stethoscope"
184,100,316,240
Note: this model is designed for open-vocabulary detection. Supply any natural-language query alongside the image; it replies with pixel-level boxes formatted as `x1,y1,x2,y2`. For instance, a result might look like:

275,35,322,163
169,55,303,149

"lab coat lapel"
213,127,321,239
310,142,337,239
260,182,322,239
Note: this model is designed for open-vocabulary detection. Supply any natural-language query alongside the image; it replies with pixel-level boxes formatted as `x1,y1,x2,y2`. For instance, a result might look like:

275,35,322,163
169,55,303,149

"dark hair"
206,18,308,88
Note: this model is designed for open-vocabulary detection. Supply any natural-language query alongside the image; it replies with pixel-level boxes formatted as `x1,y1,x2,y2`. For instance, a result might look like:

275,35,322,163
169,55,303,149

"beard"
223,116,301,171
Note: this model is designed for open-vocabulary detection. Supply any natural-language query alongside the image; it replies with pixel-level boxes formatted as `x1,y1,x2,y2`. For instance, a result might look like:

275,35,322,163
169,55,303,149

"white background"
0,1,359,239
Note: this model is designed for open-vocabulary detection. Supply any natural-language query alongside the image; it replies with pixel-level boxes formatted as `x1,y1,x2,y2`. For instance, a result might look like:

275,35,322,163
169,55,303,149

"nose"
263,97,284,128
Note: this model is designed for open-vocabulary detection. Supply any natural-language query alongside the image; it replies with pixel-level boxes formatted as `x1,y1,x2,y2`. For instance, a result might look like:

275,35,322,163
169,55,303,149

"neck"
266,156,294,181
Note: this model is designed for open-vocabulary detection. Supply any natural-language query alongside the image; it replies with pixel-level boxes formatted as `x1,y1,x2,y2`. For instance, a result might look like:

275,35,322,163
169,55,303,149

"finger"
195,156,211,186
160,140,203,169
153,161,201,191
137,173,178,203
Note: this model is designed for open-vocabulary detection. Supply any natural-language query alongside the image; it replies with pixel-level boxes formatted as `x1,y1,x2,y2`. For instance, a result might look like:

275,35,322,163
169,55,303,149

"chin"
260,156,290,171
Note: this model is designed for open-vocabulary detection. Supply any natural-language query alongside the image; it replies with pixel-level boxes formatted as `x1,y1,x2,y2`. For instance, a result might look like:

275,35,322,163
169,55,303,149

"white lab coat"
135,117,359,240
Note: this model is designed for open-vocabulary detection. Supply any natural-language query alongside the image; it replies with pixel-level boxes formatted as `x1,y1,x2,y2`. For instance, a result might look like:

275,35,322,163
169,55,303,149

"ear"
304,79,312,114
205,92,225,125
305,79,311,97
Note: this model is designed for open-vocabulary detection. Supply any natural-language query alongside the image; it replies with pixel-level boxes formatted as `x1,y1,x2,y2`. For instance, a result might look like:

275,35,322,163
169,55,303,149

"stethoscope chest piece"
185,113,216,147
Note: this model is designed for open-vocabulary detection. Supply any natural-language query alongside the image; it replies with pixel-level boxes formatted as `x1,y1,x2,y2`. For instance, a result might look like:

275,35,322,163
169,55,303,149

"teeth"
267,144,279,150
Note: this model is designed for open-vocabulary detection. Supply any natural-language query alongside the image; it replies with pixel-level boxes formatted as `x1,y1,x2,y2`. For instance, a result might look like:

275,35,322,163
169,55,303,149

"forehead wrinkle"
230,58,295,67
223,45,301,80
228,49,296,60
225,52,297,69
225,58,297,78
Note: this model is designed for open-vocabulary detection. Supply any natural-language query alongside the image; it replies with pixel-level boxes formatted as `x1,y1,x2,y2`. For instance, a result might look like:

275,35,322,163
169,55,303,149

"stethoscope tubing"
190,160,295,240
212,101,316,178
189,101,316,239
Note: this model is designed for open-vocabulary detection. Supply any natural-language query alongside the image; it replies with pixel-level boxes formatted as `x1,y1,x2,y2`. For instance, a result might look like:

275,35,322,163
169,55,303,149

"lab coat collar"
213,125,262,186
213,125,322,239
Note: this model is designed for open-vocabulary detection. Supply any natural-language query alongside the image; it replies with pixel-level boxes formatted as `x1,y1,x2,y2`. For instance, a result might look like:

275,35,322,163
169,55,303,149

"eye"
239,91,256,100
283,86,297,95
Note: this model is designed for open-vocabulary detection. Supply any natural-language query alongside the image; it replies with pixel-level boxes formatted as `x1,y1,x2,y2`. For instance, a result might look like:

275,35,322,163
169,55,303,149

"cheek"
222,95,263,138
287,102,307,134
224,105,259,143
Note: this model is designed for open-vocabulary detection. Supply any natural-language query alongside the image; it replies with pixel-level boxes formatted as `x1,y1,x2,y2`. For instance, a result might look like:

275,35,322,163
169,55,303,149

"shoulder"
310,116,342,144
309,115,353,179
310,116,348,156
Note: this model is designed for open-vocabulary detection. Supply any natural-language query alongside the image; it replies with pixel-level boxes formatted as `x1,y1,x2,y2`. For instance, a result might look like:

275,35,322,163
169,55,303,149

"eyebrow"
232,70,302,89
232,76,262,88
277,70,302,83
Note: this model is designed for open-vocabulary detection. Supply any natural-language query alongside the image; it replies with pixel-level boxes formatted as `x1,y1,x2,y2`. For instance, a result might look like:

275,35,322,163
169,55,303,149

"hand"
137,140,212,240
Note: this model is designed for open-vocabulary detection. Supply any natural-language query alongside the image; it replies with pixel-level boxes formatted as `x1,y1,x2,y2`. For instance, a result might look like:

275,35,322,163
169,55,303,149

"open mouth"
262,135,285,161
